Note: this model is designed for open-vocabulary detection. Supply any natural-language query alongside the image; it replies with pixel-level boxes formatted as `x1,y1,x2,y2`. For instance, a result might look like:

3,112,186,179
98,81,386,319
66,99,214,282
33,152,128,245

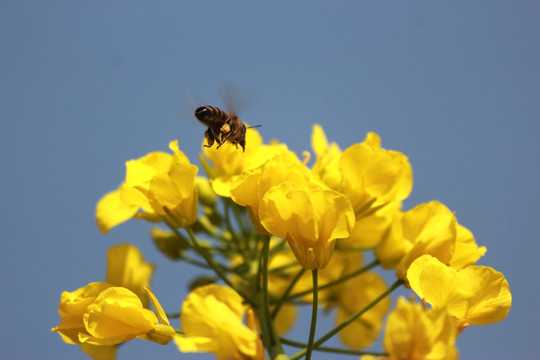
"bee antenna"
187,92,198,110
247,125,262,129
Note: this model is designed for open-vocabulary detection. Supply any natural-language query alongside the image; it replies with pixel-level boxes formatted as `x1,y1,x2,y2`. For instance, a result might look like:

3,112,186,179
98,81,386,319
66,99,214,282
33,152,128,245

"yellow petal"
147,161,198,227
311,124,329,155
202,128,289,197
449,224,487,270
408,255,512,326
82,287,157,345
339,134,412,213
178,284,258,359
124,151,173,187
106,244,154,308
260,181,354,269
457,266,512,325
95,190,139,234
144,287,170,326
407,255,471,318
79,343,117,360
383,297,458,360
395,201,457,280
337,272,391,349
52,282,113,344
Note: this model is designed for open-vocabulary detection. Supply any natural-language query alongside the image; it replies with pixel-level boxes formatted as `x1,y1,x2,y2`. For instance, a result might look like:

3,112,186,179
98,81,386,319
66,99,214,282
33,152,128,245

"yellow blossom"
340,202,402,251
146,153,199,228
200,127,289,197
80,286,174,346
336,272,391,349
310,124,342,189
259,181,355,270
392,201,458,280
230,151,313,234
95,141,198,233
368,297,458,360
407,255,512,330
448,224,487,270
52,282,114,345
52,283,174,347
106,244,155,308
339,132,413,214
79,343,116,360
174,284,260,360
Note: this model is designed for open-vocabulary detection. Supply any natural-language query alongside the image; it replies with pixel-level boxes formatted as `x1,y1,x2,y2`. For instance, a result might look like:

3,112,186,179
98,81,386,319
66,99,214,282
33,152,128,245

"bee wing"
220,79,259,117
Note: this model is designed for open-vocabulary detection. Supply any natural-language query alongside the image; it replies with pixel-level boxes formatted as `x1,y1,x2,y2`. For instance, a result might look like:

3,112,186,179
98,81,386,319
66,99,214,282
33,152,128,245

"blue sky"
1,2,539,359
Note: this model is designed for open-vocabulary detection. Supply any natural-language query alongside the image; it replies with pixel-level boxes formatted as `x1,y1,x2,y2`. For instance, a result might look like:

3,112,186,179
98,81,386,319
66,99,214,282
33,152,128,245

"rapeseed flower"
407,255,511,331
52,283,174,346
200,127,288,197
362,297,458,360
174,284,261,360
259,181,355,270
96,140,198,233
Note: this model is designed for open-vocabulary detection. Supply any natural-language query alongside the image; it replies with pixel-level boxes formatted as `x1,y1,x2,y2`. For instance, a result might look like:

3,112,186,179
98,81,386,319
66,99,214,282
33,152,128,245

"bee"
194,105,260,152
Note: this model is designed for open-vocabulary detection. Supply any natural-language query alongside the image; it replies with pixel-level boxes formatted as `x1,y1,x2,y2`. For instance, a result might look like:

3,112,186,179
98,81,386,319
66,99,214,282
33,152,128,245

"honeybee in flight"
194,105,260,152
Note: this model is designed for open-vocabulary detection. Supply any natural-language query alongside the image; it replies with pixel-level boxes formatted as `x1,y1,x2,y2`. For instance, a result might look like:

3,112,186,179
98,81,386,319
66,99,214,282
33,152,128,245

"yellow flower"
52,282,114,345
200,127,289,197
375,201,486,276
448,224,487,270
339,132,413,214
310,124,342,190
81,286,174,346
79,343,117,360
340,202,402,251
106,244,155,308
259,181,355,270
146,146,199,228
230,151,312,234
392,201,458,280
96,141,198,233
336,272,391,349
407,255,512,331
52,283,175,347
174,284,260,360
373,297,458,360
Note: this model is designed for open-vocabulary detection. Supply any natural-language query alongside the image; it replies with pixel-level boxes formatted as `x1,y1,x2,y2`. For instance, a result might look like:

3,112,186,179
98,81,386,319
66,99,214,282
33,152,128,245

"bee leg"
239,139,246,152
204,128,215,148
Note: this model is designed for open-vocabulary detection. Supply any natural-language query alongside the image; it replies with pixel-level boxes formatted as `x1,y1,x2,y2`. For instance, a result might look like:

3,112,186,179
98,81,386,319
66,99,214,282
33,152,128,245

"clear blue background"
1,2,539,359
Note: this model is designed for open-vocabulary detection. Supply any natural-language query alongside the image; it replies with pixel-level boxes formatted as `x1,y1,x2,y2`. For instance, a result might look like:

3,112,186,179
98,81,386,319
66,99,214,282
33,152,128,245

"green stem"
185,226,255,305
223,200,251,257
287,260,379,301
290,279,403,360
280,337,387,356
255,236,287,359
305,269,318,360
271,268,306,319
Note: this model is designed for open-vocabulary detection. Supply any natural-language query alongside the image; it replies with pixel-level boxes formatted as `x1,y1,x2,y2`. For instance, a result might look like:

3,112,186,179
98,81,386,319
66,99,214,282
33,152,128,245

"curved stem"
255,236,288,359
185,226,255,305
305,269,318,360
271,268,306,319
287,259,379,301
280,337,387,356
290,279,403,360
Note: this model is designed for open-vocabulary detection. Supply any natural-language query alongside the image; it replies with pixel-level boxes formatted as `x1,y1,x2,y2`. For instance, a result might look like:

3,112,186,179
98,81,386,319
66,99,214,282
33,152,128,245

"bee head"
194,106,210,121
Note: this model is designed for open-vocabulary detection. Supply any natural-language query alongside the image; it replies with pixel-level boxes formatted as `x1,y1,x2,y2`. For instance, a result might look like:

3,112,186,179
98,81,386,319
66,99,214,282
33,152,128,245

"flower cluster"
53,125,511,360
